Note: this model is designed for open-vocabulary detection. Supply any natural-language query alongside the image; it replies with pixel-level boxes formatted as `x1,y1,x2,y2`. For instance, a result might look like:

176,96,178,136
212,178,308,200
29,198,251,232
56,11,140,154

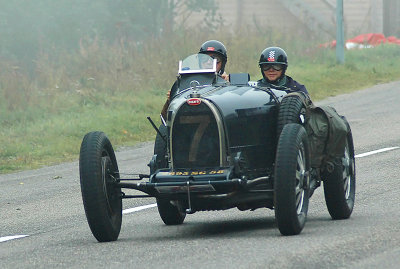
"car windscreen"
178,54,217,74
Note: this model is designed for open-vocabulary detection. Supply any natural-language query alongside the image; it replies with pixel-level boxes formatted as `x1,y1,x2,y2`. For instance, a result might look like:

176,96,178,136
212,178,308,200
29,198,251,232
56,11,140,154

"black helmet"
199,40,227,74
259,47,288,66
259,47,288,82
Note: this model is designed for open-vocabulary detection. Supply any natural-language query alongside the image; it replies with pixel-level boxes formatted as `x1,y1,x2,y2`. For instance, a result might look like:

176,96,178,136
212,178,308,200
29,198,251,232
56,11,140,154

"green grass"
1,30,400,174
291,44,400,100
0,91,164,173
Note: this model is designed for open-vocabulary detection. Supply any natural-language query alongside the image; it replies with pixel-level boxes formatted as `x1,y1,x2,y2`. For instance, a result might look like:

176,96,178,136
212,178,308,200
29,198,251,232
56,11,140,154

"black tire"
157,198,186,225
151,124,168,174
153,125,186,225
277,95,305,139
274,123,310,235
323,128,356,219
79,131,122,242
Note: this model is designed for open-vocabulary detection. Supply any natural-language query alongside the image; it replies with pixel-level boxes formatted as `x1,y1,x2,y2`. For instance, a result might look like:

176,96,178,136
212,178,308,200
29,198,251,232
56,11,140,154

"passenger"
161,40,229,119
257,46,309,95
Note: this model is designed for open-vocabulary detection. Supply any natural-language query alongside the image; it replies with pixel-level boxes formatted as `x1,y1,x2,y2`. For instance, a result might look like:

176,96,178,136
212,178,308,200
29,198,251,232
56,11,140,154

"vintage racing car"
79,54,356,242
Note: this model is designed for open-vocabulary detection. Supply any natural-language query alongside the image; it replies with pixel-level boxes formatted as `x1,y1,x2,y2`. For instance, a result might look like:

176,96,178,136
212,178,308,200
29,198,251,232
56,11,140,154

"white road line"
3,147,397,244
0,235,29,243
120,147,400,215
355,147,399,158
1,204,158,243
123,203,157,214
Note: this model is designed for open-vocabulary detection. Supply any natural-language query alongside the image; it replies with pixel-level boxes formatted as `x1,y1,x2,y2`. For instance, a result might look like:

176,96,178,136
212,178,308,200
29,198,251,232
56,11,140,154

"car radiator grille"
172,102,220,169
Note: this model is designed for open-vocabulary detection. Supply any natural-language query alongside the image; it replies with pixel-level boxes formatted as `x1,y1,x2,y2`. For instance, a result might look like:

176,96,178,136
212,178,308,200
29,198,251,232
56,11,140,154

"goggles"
261,64,284,71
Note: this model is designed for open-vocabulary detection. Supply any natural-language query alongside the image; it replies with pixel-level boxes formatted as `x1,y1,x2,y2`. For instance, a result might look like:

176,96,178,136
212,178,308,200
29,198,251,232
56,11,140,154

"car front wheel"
79,131,122,242
274,123,310,235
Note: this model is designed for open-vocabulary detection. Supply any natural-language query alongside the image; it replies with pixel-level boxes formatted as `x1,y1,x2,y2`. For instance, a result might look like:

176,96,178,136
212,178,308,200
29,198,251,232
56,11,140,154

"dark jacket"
257,75,309,95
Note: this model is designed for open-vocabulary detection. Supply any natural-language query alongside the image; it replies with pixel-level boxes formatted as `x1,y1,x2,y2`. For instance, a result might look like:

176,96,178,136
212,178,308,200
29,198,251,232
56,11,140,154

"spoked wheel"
323,127,356,219
274,123,310,235
79,131,122,242
157,198,186,225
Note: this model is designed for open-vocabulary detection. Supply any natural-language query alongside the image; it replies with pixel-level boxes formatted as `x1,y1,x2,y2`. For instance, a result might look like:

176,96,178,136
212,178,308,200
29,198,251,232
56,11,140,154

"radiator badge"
187,98,201,106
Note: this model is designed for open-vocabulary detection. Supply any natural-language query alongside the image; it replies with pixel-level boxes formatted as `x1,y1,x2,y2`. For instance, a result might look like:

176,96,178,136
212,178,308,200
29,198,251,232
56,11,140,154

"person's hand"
167,90,171,101
221,72,229,81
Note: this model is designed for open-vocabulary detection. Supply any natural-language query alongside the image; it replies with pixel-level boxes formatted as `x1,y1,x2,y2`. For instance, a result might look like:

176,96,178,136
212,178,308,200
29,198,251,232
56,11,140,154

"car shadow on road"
187,216,275,234
123,214,279,242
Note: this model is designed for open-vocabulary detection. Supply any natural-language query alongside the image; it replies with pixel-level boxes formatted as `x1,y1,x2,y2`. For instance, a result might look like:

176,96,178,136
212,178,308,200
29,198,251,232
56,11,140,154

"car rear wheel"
323,127,356,219
79,131,122,242
157,198,186,225
274,123,310,235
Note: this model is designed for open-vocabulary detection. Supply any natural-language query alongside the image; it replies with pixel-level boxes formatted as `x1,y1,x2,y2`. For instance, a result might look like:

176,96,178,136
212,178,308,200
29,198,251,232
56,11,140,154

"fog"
0,1,218,66
1,1,396,70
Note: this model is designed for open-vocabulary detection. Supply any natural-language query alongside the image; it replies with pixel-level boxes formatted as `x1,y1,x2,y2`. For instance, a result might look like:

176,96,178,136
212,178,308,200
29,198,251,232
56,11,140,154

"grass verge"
1,32,400,173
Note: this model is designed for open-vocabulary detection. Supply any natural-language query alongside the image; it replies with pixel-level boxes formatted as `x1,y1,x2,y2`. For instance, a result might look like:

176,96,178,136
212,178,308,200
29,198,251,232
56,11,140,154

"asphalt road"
1,81,400,269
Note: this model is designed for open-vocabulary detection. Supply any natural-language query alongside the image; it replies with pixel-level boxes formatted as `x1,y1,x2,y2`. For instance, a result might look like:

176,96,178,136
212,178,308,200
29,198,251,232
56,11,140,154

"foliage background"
1,0,400,173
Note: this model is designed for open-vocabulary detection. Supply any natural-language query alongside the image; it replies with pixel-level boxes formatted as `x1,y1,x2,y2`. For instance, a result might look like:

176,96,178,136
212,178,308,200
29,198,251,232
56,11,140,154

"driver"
198,40,229,81
198,54,217,70
161,40,229,119
257,46,309,95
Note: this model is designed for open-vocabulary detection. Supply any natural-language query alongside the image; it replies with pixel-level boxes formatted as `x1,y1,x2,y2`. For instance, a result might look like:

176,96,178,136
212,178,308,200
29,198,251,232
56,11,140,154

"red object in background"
386,36,400,45
347,33,386,46
319,33,400,49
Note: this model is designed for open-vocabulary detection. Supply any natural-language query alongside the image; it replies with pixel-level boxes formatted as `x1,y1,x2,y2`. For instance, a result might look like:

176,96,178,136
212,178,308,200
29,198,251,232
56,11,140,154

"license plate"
157,169,227,176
